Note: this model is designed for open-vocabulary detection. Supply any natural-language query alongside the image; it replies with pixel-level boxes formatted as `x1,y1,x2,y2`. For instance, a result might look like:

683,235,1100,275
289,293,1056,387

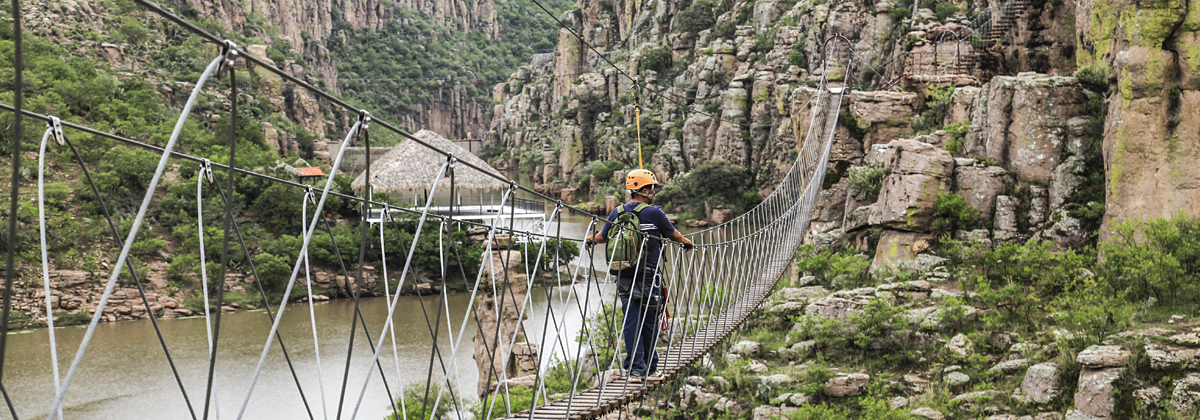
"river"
4,180,703,420
2,280,612,420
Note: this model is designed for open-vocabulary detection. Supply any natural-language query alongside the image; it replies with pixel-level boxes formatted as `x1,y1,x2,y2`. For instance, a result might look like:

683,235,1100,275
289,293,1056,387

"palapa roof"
350,129,508,193
295,167,325,177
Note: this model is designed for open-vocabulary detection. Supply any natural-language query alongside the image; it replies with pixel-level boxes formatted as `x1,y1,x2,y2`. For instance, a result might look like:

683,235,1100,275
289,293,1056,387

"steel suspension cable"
233,116,363,419
302,188,330,420
1,0,23,407
196,160,223,419
345,159,451,420
35,125,64,420
209,180,316,420
47,50,229,419
59,127,198,420
203,46,240,420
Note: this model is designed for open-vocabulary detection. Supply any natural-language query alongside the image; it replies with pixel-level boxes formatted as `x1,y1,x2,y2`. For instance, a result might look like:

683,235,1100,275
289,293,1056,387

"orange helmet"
626,169,661,191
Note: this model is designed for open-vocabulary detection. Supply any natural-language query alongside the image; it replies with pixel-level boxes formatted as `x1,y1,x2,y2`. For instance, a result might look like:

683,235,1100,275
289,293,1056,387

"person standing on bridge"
585,169,694,383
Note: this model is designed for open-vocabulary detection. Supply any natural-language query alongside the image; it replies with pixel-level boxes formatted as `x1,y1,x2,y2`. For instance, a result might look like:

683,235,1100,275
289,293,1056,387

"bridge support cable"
377,211,406,420
304,188,329,420
36,125,64,420
233,115,364,419
47,49,230,420
1,3,23,413
345,158,451,420
196,160,224,419
204,47,240,420
209,180,316,420
55,126,199,420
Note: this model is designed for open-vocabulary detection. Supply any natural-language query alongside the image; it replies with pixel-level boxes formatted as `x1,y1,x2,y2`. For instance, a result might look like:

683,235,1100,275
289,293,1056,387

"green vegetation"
1074,65,1110,92
387,382,455,420
930,192,980,239
655,160,762,215
933,2,960,20
676,0,720,37
328,0,570,124
0,30,486,314
911,85,955,134
942,120,969,156
845,164,888,199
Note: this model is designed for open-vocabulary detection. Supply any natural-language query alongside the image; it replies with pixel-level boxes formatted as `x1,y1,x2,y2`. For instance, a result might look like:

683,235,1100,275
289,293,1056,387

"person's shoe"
628,372,644,383
647,371,664,381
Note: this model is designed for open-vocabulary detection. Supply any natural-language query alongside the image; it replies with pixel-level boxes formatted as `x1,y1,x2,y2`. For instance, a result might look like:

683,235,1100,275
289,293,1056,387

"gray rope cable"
46,51,227,419
36,125,64,420
233,116,364,419
196,159,223,419
376,214,408,420
301,188,330,420
346,159,451,420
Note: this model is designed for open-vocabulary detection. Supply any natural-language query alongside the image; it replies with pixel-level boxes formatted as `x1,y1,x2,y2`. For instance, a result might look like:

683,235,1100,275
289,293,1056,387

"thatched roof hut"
350,129,508,193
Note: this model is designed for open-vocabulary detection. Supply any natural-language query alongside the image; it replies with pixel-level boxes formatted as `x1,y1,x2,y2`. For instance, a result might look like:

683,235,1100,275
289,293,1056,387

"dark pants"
617,269,661,376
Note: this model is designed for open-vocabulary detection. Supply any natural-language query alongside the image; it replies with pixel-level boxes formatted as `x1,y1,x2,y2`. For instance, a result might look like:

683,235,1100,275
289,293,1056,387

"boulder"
868,139,954,231
751,406,798,420
605,196,621,215
54,270,92,288
804,296,866,320
993,195,1019,242
1012,362,1061,404
1074,367,1121,418
871,230,934,272
825,373,870,397
945,371,970,385
1077,345,1130,368
778,286,828,301
679,384,721,406
989,358,1030,374
1174,373,1200,413
847,90,920,149
953,165,1013,224
967,73,1087,183
730,340,762,355
909,407,945,420
947,334,973,358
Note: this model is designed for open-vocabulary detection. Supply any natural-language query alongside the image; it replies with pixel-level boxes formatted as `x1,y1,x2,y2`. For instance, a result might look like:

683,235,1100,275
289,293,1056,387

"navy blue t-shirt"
599,201,676,271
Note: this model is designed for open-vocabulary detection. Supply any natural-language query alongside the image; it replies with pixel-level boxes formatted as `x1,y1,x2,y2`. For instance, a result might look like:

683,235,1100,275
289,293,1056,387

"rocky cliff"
27,0,554,156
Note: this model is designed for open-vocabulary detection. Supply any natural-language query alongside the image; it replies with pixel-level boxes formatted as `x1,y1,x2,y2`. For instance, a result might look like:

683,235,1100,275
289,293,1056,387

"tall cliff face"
175,0,500,140
1074,0,1200,240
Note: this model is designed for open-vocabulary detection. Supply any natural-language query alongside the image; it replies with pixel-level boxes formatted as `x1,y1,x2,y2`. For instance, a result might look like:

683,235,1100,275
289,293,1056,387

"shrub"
934,1,960,20
676,0,718,35
388,382,456,420
1098,215,1200,305
930,192,979,238
787,50,808,69
888,6,910,19
638,47,672,75
846,164,888,197
1074,65,1109,92
942,120,970,155
118,17,149,45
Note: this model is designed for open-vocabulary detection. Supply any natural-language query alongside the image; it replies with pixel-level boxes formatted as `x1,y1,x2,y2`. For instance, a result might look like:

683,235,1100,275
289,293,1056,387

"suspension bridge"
0,0,1030,418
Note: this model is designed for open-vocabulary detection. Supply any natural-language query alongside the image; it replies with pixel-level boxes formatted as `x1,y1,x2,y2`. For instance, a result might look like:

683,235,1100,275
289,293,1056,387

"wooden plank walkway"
499,223,804,420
